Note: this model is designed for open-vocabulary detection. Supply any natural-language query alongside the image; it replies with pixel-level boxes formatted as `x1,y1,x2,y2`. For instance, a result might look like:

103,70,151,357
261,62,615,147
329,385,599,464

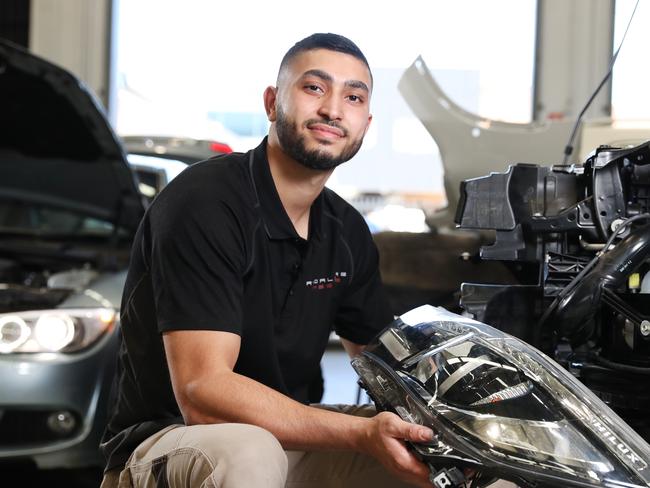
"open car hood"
0,39,144,233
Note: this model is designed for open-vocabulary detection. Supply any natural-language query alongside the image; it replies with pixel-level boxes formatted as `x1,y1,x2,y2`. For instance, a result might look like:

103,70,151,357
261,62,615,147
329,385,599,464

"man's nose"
317,93,343,121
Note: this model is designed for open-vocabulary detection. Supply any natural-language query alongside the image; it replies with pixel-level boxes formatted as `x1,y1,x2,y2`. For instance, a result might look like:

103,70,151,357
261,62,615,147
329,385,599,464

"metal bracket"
429,466,466,488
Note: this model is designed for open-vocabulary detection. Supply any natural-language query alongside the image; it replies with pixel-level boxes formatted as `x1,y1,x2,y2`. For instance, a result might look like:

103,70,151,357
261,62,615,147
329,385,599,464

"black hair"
278,33,373,86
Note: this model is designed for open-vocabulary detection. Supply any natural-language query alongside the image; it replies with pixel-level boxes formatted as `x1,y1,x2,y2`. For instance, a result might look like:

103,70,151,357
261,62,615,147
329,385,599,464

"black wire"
592,353,650,375
601,212,650,252
562,0,640,164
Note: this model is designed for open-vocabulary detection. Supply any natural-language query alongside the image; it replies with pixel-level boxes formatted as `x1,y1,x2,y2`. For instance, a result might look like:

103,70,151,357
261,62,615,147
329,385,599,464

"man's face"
271,49,372,171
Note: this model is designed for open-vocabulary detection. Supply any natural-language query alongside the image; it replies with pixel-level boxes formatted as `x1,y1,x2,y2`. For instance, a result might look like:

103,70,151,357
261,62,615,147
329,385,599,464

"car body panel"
58,271,127,309
398,56,574,227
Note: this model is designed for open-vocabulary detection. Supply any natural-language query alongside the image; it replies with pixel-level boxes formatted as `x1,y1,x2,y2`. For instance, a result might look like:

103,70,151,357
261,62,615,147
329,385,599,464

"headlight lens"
0,315,30,353
353,305,650,487
0,308,116,353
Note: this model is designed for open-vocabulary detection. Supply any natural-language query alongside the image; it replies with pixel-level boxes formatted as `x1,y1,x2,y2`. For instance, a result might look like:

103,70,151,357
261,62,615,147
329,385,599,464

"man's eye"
306,85,323,93
348,95,363,103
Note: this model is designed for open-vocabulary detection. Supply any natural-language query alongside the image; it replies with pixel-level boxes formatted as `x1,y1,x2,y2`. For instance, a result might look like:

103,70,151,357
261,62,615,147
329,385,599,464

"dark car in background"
0,39,144,476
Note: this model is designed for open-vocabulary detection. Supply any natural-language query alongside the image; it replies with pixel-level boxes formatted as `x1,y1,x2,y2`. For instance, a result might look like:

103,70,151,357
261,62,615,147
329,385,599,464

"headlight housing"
0,308,116,353
352,305,650,488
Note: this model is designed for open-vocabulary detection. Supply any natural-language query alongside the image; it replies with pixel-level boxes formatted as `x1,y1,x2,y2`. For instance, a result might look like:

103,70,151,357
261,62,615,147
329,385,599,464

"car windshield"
0,200,125,238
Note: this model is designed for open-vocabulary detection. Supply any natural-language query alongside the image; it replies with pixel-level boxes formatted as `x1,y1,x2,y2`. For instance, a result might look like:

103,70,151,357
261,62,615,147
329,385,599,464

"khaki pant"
101,405,418,488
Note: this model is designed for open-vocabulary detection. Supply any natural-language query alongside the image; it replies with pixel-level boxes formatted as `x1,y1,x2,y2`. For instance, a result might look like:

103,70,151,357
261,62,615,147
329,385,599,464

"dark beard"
275,106,363,171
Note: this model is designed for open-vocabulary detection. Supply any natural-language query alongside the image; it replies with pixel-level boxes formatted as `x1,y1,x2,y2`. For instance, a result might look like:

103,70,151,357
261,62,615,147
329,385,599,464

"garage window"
113,0,537,224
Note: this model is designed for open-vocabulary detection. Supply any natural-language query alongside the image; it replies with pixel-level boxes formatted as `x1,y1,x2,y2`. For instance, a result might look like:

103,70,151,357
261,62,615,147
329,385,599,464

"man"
101,33,434,488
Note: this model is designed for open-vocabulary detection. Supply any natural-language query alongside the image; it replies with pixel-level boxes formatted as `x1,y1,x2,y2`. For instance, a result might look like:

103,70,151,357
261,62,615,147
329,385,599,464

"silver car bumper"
0,325,118,469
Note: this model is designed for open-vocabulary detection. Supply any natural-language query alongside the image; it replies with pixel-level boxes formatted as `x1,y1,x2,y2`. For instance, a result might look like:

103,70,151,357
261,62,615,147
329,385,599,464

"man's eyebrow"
302,69,333,83
345,79,370,93
302,69,370,94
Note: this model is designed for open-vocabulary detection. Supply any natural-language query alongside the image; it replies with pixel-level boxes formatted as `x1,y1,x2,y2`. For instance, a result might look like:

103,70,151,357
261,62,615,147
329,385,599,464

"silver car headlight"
352,305,650,488
0,308,116,353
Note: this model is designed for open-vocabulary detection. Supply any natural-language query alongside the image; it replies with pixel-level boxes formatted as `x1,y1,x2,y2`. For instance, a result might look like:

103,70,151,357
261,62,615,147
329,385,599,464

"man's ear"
263,86,278,122
363,113,373,137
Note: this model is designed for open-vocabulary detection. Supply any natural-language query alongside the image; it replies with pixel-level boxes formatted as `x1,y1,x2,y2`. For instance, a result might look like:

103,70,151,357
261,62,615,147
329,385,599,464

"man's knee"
206,424,286,465
181,423,288,487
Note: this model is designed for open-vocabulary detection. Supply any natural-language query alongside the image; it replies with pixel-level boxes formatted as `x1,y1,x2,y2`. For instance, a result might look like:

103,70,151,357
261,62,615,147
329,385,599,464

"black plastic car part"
455,140,650,440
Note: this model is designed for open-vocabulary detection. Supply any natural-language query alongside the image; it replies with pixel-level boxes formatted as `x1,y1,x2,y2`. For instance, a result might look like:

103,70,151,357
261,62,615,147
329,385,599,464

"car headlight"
352,305,650,488
0,308,116,353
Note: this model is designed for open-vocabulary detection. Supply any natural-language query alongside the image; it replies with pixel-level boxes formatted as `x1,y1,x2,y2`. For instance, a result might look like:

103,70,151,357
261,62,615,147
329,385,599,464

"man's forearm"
340,337,365,358
183,370,371,451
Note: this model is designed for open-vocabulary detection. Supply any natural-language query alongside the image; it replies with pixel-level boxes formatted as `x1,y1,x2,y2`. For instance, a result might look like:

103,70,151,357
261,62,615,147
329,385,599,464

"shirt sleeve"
333,218,394,345
147,189,247,334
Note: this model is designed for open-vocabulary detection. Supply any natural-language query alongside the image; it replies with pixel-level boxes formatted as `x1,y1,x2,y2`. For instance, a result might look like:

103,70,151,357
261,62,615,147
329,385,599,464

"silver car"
121,135,232,166
0,39,144,473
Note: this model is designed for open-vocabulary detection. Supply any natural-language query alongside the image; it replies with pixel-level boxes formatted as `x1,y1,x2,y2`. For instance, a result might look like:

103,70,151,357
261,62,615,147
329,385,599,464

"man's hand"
359,411,434,488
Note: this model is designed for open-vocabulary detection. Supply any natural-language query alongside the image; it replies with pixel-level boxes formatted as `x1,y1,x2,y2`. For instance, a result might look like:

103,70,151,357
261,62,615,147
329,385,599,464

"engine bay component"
456,141,650,440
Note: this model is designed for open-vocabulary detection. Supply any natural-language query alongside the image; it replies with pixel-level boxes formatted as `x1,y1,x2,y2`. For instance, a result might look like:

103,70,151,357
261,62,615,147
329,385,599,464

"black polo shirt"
101,138,393,471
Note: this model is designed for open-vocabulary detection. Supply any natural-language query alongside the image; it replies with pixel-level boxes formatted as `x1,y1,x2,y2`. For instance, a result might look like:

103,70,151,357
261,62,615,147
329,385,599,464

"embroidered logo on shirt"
305,272,347,290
